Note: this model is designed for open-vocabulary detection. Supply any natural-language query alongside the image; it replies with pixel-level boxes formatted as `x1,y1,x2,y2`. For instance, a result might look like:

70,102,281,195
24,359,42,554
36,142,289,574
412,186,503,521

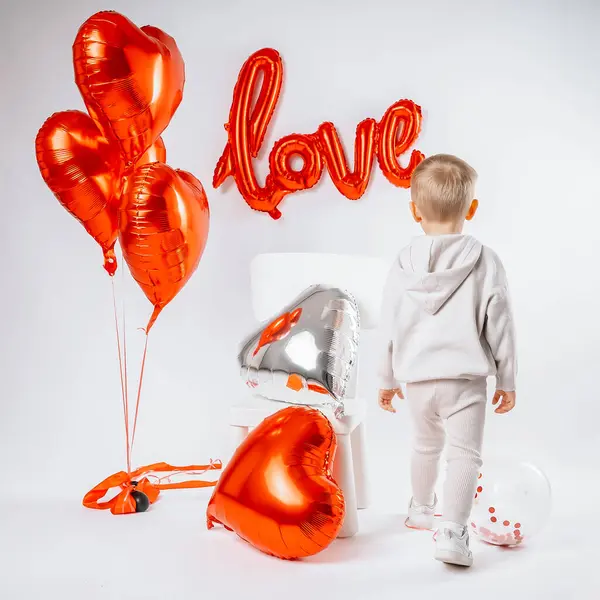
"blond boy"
377,154,517,567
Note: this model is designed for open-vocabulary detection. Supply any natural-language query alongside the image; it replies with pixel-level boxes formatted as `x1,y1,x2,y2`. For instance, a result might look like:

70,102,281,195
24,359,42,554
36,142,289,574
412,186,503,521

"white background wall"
1,0,599,502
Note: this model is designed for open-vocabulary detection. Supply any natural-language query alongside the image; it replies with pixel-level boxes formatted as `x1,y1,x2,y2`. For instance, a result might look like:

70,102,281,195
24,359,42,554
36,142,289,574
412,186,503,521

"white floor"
0,470,597,600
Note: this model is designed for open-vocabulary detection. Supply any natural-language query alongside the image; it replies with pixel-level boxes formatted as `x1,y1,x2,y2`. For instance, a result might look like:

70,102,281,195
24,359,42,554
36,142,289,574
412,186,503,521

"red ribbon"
83,461,222,515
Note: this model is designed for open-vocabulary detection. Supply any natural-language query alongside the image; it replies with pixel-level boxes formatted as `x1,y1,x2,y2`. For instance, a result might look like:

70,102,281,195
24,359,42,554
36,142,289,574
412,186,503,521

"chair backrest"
250,253,391,330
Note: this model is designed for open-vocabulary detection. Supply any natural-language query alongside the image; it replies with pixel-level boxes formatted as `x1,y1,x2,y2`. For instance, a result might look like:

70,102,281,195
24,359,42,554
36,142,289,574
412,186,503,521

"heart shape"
35,110,122,274
73,11,185,166
207,406,345,559
119,163,210,331
238,285,360,417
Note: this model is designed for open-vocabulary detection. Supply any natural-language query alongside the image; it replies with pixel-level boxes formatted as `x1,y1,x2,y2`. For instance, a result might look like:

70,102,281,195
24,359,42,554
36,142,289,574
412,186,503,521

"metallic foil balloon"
213,47,286,219
213,49,425,218
317,119,377,200
239,285,360,418
73,11,185,166
35,110,123,275
207,406,345,559
119,163,210,331
377,99,425,188
269,134,323,192
118,137,168,208
137,136,166,166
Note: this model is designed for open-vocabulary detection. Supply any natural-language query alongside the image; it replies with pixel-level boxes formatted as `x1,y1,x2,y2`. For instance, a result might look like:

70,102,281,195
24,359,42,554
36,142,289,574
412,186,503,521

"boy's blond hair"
410,154,477,222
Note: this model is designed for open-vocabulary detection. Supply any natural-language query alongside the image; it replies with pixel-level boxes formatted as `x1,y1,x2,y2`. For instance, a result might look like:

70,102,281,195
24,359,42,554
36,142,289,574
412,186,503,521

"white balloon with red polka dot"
470,459,551,546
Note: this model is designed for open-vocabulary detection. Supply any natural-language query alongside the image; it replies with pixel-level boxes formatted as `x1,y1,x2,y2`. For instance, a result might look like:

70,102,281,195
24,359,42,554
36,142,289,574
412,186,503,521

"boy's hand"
492,389,516,414
378,388,403,413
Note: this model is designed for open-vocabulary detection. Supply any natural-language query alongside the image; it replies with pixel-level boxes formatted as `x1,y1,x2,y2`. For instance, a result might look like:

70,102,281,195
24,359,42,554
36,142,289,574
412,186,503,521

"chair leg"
351,421,369,510
230,425,249,461
333,433,358,538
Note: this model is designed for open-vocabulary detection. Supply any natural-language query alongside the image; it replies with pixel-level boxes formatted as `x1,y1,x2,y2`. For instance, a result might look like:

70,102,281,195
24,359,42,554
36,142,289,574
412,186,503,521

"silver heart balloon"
238,285,360,418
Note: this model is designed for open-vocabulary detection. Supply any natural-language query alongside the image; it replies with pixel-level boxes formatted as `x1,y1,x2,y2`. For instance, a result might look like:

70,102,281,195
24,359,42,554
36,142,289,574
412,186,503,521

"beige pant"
406,378,487,525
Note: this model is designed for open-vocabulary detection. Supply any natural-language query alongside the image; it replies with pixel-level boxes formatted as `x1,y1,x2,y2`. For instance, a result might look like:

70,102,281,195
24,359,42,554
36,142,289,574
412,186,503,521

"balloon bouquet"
35,11,220,515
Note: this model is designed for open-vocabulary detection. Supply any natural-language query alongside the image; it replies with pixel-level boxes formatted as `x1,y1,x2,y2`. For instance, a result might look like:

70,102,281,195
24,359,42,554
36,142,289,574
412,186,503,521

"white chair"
230,253,390,538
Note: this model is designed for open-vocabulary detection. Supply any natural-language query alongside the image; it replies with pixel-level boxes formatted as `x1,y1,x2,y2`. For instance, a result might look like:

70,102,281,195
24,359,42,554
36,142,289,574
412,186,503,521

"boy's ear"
465,199,479,221
410,201,422,223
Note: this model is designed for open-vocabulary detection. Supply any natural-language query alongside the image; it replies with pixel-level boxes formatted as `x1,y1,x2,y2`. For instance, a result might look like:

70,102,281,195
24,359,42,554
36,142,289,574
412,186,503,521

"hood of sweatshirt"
394,234,483,315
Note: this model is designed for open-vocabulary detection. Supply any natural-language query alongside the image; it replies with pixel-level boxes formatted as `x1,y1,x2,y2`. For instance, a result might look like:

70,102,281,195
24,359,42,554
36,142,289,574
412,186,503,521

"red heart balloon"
119,163,210,331
35,110,122,274
137,136,166,166
207,406,345,559
73,11,185,166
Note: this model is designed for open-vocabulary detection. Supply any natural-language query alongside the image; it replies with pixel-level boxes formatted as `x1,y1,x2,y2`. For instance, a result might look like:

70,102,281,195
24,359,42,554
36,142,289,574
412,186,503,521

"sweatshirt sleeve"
377,269,399,389
484,265,517,391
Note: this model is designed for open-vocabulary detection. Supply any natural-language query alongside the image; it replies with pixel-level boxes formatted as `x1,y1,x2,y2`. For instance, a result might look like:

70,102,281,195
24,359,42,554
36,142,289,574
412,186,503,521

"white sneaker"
405,496,437,530
434,521,473,567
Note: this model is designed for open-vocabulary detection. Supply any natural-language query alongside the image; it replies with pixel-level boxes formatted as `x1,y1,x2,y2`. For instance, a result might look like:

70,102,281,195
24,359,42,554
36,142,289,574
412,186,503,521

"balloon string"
130,331,149,456
111,277,131,475
147,463,219,485
121,263,131,475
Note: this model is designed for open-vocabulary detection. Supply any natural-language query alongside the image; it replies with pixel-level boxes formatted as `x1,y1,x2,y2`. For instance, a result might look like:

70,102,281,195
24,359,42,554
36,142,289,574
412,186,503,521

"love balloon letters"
214,48,425,219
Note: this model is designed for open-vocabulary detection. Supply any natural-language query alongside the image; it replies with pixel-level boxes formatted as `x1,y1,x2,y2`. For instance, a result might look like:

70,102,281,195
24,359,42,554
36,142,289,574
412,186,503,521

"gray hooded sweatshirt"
378,234,517,390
